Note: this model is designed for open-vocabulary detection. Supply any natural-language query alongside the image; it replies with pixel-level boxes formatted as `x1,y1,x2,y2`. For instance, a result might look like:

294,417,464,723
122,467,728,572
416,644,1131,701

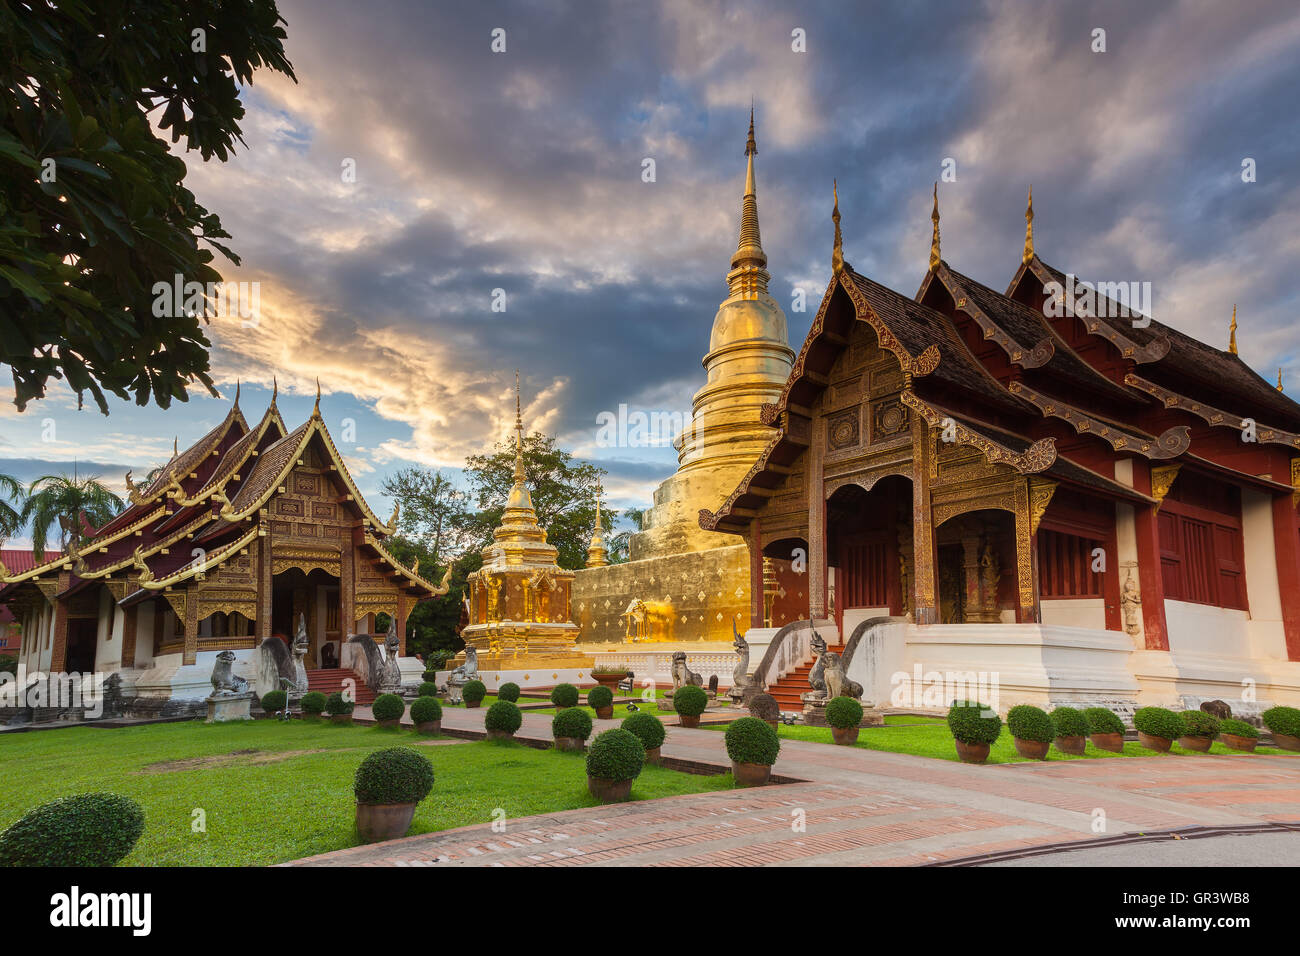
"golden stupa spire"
832,179,844,276
513,369,525,482
929,182,941,272
728,107,768,297
1023,186,1035,264
586,479,608,567
1229,304,1238,355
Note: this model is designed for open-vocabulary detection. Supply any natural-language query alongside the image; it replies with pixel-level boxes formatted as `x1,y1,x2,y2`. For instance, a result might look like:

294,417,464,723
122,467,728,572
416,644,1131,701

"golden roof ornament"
1228,304,1238,355
929,182,941,272
1278,368,1284,392
271,376,279,407
1023,185,1035,264
312,377,321,418
233,379,241,410
124,470,145,506
831,179,844,276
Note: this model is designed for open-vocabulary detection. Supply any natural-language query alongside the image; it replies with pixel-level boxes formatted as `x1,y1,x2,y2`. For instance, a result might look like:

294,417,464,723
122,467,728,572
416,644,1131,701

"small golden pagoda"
460,374,590,668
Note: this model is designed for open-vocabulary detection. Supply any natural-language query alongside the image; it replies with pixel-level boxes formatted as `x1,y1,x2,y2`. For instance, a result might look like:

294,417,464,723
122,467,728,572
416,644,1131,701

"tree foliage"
0,0,295,413
21,472,123,559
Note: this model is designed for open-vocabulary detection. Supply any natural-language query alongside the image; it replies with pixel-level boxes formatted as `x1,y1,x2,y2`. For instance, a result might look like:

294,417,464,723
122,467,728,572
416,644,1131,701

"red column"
1103,515,1123,632
1131,464,1169,651
1271,493,1300,661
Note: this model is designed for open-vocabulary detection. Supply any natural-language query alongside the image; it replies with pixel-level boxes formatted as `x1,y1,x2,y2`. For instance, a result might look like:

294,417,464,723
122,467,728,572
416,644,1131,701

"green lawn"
705,718,1298,764
0,720,734,866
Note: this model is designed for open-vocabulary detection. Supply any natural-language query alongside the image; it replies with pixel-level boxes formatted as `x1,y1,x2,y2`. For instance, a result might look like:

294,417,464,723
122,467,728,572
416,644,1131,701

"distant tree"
607,506,644,564
378,534,476,659
0,0,296,413
21,473,122,559
380,467,471,563
0,473,24,540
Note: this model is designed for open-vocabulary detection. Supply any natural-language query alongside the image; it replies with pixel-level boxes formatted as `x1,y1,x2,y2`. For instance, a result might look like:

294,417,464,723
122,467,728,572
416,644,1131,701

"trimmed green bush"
372,693,405,722
353,747,435,805
1180,710,1221,738
0,792,144,866
1219,718,1259,739
1048,706,1088,737
485,700,523,734
1133,707,1183,740
1084,706,1125,735
410,696,442,724
725,716,780,765
621,712,666,750
673,684,708,717
498,682,521,703
552,707,593,741
325,692,354,716
418,681,439,698
586,728,645,781
1007,705,1055,743
300,691,327,715
1262,706,1300,738
587,685,614,709
462,680,487,704
261,690,287,713
947,701,1002,745
550,683,579,708
825,696,863,729
422,668,439,683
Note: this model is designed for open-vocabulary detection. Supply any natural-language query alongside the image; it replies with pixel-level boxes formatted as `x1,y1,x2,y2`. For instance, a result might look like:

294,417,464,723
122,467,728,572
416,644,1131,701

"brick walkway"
288,707,1300,867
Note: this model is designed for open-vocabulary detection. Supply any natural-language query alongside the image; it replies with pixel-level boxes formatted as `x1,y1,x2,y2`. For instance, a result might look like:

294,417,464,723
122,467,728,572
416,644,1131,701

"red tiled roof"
0,549,37,575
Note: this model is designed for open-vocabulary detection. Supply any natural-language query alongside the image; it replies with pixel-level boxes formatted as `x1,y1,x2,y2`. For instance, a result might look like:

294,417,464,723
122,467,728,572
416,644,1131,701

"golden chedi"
461,375,589,668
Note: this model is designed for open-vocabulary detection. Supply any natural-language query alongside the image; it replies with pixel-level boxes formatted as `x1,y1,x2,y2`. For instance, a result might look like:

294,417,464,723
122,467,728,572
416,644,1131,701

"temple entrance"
826,476,912,633
270,568,341,670
935,509,1016,624
65,618,97,673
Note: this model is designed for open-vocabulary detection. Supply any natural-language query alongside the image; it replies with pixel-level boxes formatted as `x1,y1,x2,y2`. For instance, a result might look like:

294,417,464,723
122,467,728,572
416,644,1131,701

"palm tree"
0,473,24,542
22,473,124,561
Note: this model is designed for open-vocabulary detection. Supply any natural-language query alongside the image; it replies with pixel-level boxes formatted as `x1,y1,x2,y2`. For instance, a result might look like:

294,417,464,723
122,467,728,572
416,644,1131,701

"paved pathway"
289,706,1300,867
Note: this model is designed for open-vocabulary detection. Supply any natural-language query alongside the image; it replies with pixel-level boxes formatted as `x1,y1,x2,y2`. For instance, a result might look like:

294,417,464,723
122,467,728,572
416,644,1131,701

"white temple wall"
1039,598,1106,630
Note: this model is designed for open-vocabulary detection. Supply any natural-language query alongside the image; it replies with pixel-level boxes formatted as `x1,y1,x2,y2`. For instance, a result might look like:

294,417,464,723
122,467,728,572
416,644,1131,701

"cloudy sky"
4,0,1300,544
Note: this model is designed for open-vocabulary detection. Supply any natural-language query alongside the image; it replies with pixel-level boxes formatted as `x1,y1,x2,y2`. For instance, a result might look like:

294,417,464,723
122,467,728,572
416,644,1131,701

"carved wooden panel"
827,407,861,450
871,397,909,442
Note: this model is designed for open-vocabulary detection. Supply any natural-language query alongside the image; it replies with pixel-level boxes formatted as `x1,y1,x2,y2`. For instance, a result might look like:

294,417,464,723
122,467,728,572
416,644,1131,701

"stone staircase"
306,668,375,706
766,642,845,711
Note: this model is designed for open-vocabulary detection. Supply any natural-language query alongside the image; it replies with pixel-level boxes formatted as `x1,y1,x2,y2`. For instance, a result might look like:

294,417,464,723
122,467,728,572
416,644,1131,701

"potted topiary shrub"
1084,707,1126,752
353,747,435,843
484,700,523,740
1219,718,1260,752
587,684,614,719
621,712,666,763
418,680,439,698
673,684,708,728
1007,705,1055,760
326,691,355,725
260,689,288,718
372,693,406,729
1177,710,1221,752
1050,706,1089,755
498,682,521,703
550,682,579,710
585,728,645,803
725,716,780,786
301,691,327,723
825,696,864,745
411,695,443,735
0,792,145,866
947,701,1002,764
1262,705,1300,752
1133,707,1183,752
552,707,593,751
592,665,630,690
462,679,487,709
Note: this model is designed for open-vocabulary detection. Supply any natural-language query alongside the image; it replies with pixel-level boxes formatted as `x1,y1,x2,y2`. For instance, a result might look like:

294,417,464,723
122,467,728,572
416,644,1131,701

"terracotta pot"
415,720,441,735
1137,731,1173,752
732,761,772,787
831,726,860,746
355,802,416,844
644,746,662,765
1177,735,1212,752
330,714,353,725
554,736,585,752
1272,732,1300,752
1220,733,1257,752
485,728,513,741
1090,732,1124,753
377,718,401,729
1013,738,1050,760
1054,735,1086,756
678,714,701,728
587,776,634,803
595,706,614,719
954,739,990,764
465,700,482,709
593,673,626,689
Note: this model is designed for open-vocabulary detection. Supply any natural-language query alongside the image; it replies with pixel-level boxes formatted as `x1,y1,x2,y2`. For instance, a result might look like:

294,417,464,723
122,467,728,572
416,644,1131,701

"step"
306,668,375,704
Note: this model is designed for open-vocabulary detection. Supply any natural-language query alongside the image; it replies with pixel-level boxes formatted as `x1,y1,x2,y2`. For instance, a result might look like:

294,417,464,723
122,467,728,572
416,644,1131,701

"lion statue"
210,650,249,697
670,651,703,692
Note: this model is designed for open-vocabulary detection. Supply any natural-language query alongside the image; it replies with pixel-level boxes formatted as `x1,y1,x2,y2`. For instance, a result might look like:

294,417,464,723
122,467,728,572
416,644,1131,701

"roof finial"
173,435,178,457
312,376,321,418
1023,185,1035,264
831,179,844,276
1277,367,1284,392
271,376,278,405
233,379,241,409
1229,304,1238,355
929,182,941,272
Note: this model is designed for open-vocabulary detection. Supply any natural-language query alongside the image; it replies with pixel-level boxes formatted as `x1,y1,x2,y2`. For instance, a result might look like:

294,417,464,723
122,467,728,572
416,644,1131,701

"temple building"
572,113,805,649
0,385,446,712
700,185,1300,713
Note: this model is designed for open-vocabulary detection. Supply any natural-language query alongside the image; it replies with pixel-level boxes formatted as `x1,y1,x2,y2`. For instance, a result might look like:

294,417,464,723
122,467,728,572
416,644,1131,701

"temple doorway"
826,476,912,633
935,509,1016,624
270,568,342,670
65,618,97,674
